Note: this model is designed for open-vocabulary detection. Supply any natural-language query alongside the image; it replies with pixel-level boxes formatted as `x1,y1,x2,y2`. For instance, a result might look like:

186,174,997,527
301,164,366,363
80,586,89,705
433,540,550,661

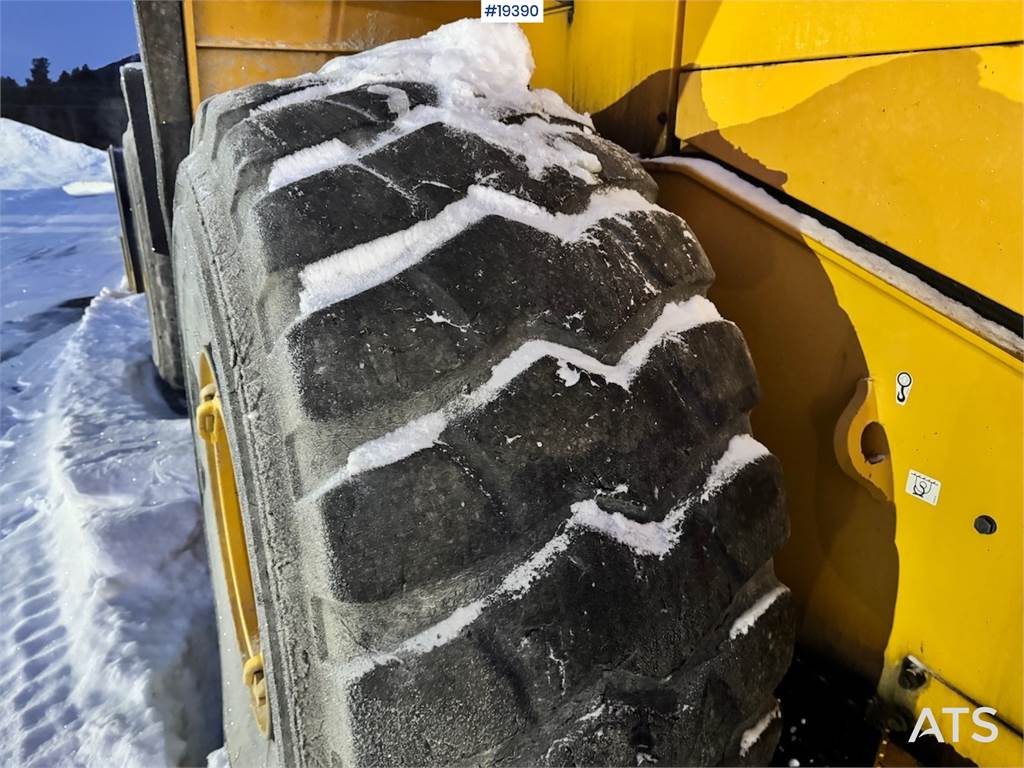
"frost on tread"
173,20,794,767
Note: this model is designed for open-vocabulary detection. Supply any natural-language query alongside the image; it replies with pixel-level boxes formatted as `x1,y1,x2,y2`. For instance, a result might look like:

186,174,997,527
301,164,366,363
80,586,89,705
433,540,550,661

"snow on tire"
172,20,794,767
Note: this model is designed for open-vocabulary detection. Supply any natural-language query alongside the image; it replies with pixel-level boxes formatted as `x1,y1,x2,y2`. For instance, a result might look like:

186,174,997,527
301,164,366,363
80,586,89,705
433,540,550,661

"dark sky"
1,0,138,82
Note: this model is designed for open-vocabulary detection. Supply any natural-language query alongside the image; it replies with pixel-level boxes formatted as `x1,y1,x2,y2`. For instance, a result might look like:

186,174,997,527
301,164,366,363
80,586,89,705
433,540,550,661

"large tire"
120,63,185,389
174,24,794,767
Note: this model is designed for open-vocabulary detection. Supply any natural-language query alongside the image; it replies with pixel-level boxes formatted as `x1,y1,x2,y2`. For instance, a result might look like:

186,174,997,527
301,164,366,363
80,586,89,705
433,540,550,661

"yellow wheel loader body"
134,1,1023,763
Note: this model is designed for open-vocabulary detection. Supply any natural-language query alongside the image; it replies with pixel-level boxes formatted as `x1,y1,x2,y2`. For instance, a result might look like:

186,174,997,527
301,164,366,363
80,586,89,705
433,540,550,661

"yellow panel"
526,1,680,114
522,7,571,104
525,1,682,152
676,45,1024,316
650,160,1023,763
192,0,476,52
185,0,476,105
526,0,1021,147
195,47,337,99
681,0,1022,69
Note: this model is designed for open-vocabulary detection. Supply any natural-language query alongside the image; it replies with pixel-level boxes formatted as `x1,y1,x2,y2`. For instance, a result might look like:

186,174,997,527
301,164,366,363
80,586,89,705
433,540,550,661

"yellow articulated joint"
196,353,270,738
834,377,894,503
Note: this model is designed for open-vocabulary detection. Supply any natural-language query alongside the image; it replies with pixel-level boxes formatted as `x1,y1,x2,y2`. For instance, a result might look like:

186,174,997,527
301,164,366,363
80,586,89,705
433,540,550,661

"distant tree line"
2,54,139,149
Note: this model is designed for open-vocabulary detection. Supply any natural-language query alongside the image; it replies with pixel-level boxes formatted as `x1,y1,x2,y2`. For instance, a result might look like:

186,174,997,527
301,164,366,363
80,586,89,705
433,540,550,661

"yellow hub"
195,352,270,737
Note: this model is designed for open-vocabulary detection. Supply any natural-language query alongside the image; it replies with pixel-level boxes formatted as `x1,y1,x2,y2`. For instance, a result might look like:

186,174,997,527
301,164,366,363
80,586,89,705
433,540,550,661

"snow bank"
0,119,111,191
1,190,124,353
0,291,221,766
1,184,220,765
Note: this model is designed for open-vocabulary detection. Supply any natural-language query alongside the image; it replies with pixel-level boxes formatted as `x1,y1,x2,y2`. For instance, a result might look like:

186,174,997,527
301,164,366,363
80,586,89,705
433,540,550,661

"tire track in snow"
0,496,79,766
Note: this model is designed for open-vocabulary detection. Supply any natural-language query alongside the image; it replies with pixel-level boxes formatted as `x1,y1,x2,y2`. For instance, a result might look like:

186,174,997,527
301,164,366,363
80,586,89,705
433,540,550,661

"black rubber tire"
173,66,794,767
120,62,185,389
108,145,145,292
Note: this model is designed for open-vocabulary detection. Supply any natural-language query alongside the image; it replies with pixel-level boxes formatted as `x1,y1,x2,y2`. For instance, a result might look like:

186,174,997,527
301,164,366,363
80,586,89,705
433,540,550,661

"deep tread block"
253,165,422,272
319,324,760,603
285,212,710,424
343,462,788,766
206,80,436,168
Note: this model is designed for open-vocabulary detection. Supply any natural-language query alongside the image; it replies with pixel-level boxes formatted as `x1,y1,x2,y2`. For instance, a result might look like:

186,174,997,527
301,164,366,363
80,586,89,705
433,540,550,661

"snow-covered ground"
1,120,221,766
